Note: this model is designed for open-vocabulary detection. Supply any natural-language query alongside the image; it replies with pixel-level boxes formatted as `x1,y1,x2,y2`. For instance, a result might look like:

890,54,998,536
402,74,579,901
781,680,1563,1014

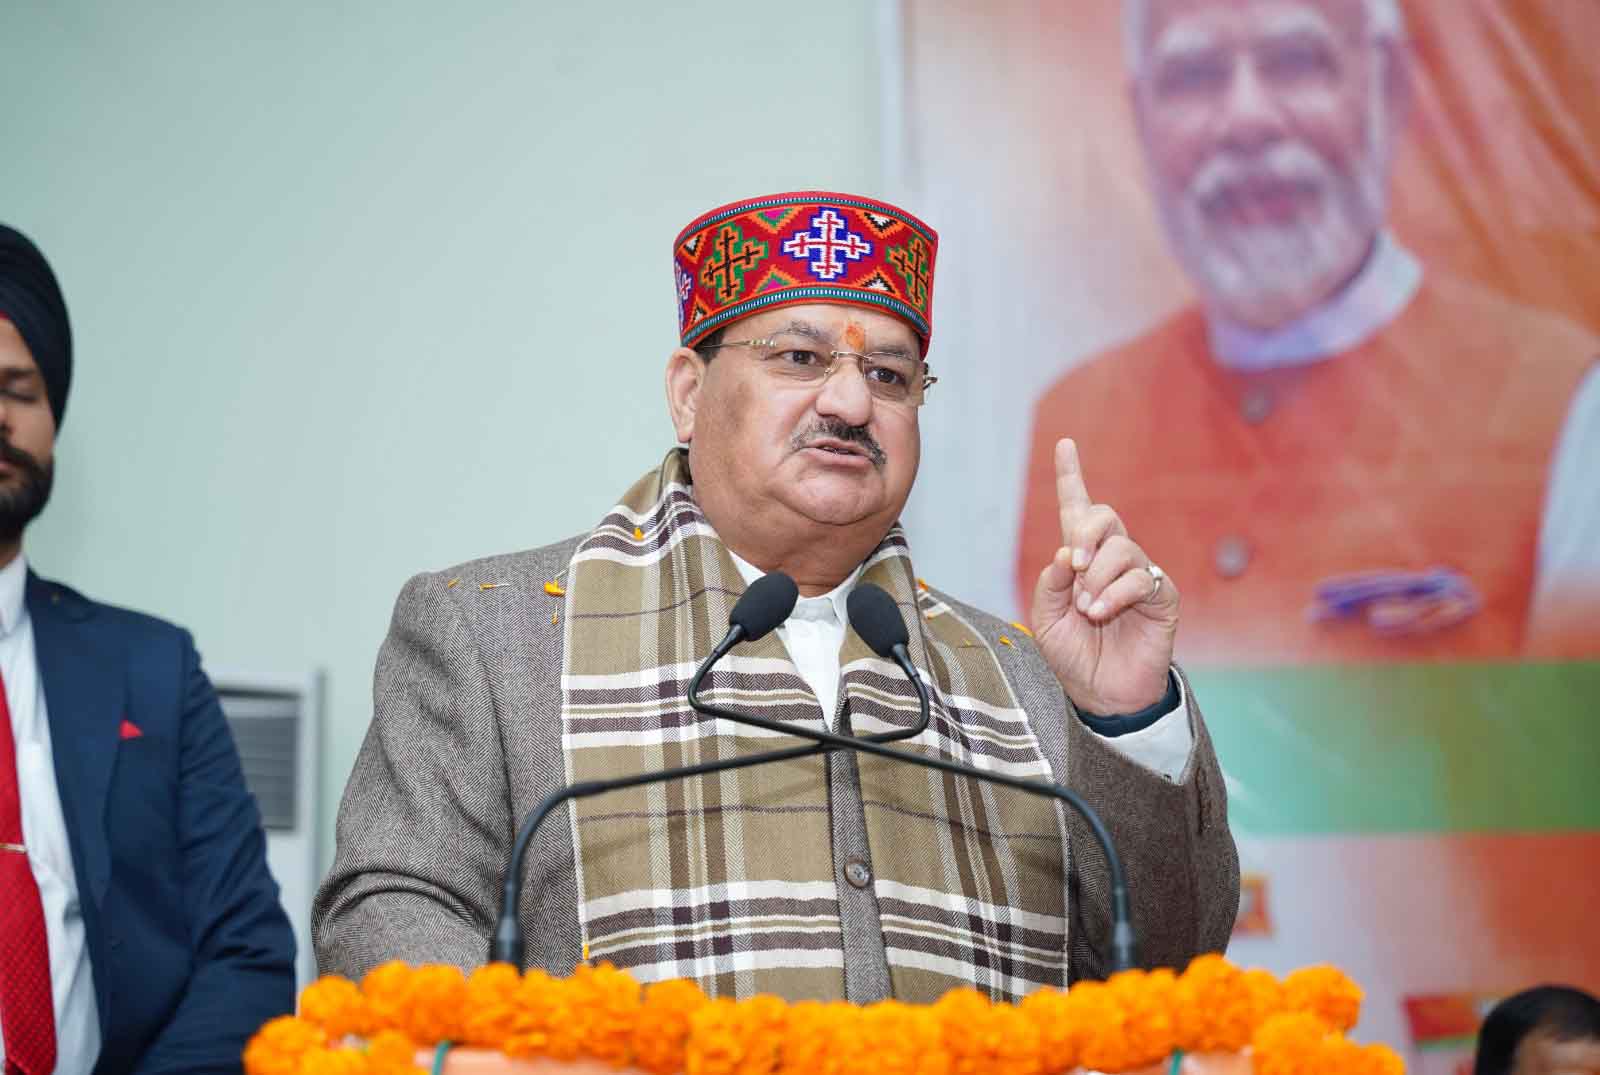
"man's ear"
665,346,708,443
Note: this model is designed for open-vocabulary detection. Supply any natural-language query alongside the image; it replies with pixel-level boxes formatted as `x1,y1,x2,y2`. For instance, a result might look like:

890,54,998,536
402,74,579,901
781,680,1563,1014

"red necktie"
0,669,57,1075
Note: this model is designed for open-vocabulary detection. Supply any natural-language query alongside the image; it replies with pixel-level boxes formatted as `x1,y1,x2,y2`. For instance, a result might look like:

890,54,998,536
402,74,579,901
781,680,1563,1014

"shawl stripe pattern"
559,450,1069,1002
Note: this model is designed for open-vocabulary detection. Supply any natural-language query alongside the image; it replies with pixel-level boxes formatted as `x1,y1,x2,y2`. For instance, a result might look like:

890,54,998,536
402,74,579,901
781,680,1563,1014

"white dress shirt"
0,553,100,1075
727,552,1193,781
1208,231,1600,642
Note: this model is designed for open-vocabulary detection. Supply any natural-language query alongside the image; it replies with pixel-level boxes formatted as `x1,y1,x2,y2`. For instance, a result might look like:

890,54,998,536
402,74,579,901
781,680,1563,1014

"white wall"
1,2,885,871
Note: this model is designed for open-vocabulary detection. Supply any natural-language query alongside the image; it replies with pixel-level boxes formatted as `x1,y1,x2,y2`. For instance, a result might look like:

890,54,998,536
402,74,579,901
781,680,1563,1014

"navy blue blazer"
25,572,296,1074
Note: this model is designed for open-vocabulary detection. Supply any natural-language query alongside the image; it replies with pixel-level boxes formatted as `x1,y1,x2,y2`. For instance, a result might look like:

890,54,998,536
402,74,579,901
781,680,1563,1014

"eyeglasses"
698,334,938,407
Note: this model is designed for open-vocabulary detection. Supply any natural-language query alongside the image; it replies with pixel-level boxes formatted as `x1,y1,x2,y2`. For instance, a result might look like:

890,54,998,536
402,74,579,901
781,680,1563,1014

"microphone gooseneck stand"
686,618,1138,974
490,581,926,966
493,574,1136,974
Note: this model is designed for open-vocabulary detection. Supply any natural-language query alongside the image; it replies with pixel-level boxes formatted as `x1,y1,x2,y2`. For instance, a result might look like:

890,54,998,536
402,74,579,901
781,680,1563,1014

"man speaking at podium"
314,193,1238,1002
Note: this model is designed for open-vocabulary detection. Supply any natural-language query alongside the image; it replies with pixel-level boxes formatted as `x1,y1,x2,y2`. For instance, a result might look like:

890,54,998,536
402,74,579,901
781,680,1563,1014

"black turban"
0,224,73,431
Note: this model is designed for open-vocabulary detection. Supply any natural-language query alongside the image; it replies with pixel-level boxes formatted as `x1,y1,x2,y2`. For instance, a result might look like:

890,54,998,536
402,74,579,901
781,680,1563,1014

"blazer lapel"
26,572,124,910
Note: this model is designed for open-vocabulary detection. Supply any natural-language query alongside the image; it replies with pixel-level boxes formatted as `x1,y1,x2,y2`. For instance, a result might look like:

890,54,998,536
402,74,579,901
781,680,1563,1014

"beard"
1158,135,1389,330
0,438,54,545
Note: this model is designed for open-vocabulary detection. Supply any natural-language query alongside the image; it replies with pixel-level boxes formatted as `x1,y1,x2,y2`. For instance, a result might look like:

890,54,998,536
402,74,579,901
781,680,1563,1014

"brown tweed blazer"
312,535,1239,996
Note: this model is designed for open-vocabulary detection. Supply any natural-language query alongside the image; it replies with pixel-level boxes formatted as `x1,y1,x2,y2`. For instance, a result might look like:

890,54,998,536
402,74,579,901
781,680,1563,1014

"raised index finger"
1055,437,1093,536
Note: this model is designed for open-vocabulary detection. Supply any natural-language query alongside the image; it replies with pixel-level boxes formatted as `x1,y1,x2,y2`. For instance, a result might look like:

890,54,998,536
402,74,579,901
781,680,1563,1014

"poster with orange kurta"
886,0,1600,1063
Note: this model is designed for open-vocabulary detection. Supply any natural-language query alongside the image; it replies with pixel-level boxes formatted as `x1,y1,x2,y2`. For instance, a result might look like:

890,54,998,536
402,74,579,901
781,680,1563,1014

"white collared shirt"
1208,230,1424,370
0,553,100,1075
1204,231,1600,649
727,552,1193,781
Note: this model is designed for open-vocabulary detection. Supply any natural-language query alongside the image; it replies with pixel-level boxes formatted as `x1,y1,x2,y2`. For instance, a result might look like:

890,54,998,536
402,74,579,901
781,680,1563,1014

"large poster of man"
888,0,1599,1057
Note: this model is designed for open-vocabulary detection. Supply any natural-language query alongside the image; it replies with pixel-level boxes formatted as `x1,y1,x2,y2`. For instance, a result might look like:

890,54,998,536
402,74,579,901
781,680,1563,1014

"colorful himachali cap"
673,191,939,355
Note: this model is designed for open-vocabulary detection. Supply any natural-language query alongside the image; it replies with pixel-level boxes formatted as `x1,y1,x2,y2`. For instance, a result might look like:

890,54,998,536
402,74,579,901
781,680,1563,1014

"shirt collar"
1207,231,1424,371
0,552,29,638
727,549,861,628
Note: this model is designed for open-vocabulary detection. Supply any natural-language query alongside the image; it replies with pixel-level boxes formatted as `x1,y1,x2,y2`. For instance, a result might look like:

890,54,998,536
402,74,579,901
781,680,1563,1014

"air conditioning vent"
220,689,301,832
213,673,322,987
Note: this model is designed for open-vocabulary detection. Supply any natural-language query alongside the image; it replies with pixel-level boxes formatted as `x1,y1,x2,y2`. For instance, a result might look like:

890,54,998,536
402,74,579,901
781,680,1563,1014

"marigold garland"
244,956,1398,1075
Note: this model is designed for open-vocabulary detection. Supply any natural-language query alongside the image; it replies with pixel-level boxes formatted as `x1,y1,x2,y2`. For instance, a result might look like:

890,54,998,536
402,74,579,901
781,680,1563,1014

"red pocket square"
119,718,143,740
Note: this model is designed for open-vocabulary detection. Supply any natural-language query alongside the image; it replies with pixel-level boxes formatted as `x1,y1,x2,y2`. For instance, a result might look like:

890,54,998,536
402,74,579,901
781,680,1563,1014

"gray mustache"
791,420,887,467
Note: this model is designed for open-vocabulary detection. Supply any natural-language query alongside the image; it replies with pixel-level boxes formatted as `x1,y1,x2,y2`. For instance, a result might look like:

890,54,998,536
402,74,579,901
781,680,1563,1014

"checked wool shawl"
559,450,1070,1002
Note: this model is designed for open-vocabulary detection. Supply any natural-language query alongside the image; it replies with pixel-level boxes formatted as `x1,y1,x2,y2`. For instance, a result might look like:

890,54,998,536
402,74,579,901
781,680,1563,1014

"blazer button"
1214,536,1252,579
1240,388,1274,424
844,858,873,889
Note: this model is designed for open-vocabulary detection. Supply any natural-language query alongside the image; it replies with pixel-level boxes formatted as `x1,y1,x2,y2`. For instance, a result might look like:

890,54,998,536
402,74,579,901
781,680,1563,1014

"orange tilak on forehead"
843,320,867,352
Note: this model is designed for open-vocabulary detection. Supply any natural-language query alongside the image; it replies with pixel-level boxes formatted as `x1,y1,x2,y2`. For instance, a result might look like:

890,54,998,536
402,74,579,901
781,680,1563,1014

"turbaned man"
314,192,1239,1003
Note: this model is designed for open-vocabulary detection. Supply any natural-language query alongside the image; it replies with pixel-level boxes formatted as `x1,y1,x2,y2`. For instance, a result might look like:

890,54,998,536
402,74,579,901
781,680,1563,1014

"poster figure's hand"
1029,438,1179,714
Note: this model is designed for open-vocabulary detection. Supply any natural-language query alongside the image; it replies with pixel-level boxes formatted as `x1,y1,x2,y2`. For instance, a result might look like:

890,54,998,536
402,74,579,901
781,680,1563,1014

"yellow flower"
1282,966,1363,1033
244,1015,327,1075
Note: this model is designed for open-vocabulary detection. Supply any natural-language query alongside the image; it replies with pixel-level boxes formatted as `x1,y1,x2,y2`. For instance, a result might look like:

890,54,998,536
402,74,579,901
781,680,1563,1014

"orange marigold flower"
1282,966,1363,1033
360,961,417,1030
934,988,1042,1075
632,978,710,1075
1107,968,1180,1067
298,1046,373,1075
395,965,468,1045
1349,1042,1407,1075
861,1001,949,1075
503,968,582,1061
461,963,524,1050
1020,987,1078,1073
1252,1011,1338,1075
364,1029,423,1074
1063,978,1141,1073
1175,954,1250,1052
1241,968,1286,1027
299,976,377,1041
778,1001,859,1075
244,1015,327,1075
1061,970,1174,1073
685,994,789,1075
568,962,642,1067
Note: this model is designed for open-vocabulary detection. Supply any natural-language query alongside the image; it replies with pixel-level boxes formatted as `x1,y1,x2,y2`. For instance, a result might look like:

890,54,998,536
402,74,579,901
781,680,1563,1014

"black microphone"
843,582,932,740
491,572,815,966
494,574,1137,975
689,582,1139,973
731,570,799,640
